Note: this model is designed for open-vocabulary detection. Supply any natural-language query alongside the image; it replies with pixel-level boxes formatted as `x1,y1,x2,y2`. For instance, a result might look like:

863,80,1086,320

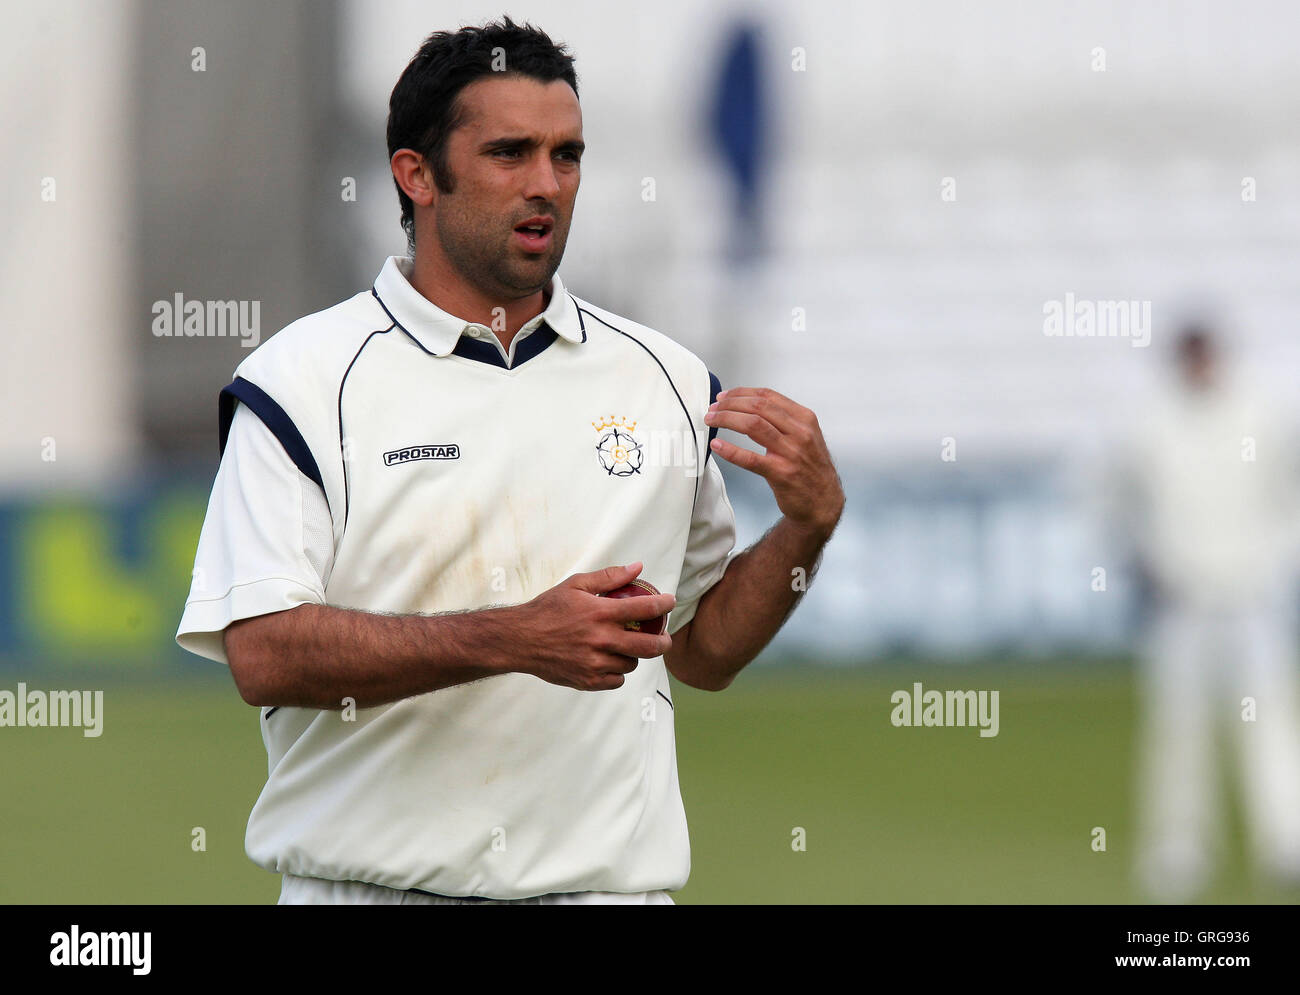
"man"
1112,326,1300,901
177,18,844,905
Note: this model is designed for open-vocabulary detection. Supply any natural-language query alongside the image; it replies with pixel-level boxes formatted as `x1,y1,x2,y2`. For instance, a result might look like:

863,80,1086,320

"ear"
391,149,435,210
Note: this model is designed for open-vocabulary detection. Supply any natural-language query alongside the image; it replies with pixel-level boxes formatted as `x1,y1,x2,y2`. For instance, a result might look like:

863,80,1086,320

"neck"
408,244,548,352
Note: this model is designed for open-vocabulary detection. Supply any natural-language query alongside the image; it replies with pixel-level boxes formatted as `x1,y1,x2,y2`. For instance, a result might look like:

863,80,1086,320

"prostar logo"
383,444,461,466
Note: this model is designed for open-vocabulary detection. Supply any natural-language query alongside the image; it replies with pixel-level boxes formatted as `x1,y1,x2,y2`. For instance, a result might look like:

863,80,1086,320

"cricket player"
1113,326,1300,901
176,18,844,904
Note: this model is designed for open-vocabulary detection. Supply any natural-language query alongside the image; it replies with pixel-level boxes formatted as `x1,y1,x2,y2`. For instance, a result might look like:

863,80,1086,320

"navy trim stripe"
568,294,587,342
706,370,722,468
371,286,565,371
452,335,508,368
447,327,558,369
512,324,559,366
576,306,701,505
219,377,324,491
371,288,434,357
339,309,398,525
656,689,674,711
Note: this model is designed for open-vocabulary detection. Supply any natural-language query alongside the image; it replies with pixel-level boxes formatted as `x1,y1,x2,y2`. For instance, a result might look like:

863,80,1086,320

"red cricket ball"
600,578,667,635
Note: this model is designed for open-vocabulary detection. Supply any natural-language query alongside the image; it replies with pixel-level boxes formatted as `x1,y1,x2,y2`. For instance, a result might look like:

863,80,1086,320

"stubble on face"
432,186,568,299
429,77,580,302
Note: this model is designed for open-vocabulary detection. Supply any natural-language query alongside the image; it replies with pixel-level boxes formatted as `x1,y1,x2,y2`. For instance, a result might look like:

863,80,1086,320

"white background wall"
1,0,140,489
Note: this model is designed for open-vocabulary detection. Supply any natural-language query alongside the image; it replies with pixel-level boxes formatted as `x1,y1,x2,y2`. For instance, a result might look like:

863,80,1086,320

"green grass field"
0,661,1288,904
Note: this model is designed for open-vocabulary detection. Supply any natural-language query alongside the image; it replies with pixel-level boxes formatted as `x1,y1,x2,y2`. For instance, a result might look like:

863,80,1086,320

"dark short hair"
386,17,580,250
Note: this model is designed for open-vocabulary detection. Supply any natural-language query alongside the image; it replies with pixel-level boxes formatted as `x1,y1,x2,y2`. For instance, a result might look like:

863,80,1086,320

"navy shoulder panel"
706,370,723,466
218,376,324,491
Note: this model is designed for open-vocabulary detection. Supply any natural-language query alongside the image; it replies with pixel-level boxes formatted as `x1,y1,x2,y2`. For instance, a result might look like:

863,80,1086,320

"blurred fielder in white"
1109,325,1300,901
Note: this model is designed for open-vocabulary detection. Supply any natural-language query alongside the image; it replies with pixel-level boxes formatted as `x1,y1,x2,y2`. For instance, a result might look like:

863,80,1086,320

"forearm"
224,602,520,710
675,516,833,690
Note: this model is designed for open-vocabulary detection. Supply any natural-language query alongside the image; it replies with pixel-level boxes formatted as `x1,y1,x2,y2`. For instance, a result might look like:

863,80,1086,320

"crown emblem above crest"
591,414,638,433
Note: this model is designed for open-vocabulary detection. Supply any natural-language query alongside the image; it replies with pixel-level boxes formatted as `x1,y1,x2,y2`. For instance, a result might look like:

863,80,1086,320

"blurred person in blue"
1112,324,1300,901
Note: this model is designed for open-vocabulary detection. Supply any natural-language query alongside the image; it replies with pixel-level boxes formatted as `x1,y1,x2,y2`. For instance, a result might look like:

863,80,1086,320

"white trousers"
278,874,675,905
1135,595,1300,900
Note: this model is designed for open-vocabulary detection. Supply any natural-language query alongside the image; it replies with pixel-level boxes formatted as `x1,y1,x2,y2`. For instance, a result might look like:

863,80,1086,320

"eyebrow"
480,136,585,154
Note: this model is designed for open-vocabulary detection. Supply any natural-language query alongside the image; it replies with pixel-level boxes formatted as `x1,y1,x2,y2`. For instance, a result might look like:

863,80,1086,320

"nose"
522,152,562,202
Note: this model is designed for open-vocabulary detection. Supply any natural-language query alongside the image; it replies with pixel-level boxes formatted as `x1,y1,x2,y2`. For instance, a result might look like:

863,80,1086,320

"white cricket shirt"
177,255,738,899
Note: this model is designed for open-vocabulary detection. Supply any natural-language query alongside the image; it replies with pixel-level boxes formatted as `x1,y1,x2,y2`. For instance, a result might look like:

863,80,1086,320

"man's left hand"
704,387,845,539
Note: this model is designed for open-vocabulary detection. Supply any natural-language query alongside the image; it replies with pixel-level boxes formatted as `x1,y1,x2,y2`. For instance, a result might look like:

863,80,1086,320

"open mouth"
513,218,554,252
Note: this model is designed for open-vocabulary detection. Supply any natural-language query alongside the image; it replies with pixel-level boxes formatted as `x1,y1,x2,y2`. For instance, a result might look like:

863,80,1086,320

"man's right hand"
512,562,676,691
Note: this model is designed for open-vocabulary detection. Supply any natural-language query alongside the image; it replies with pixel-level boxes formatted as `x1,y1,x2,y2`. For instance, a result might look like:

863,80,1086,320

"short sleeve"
667,454,740,635
176,403,334,665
